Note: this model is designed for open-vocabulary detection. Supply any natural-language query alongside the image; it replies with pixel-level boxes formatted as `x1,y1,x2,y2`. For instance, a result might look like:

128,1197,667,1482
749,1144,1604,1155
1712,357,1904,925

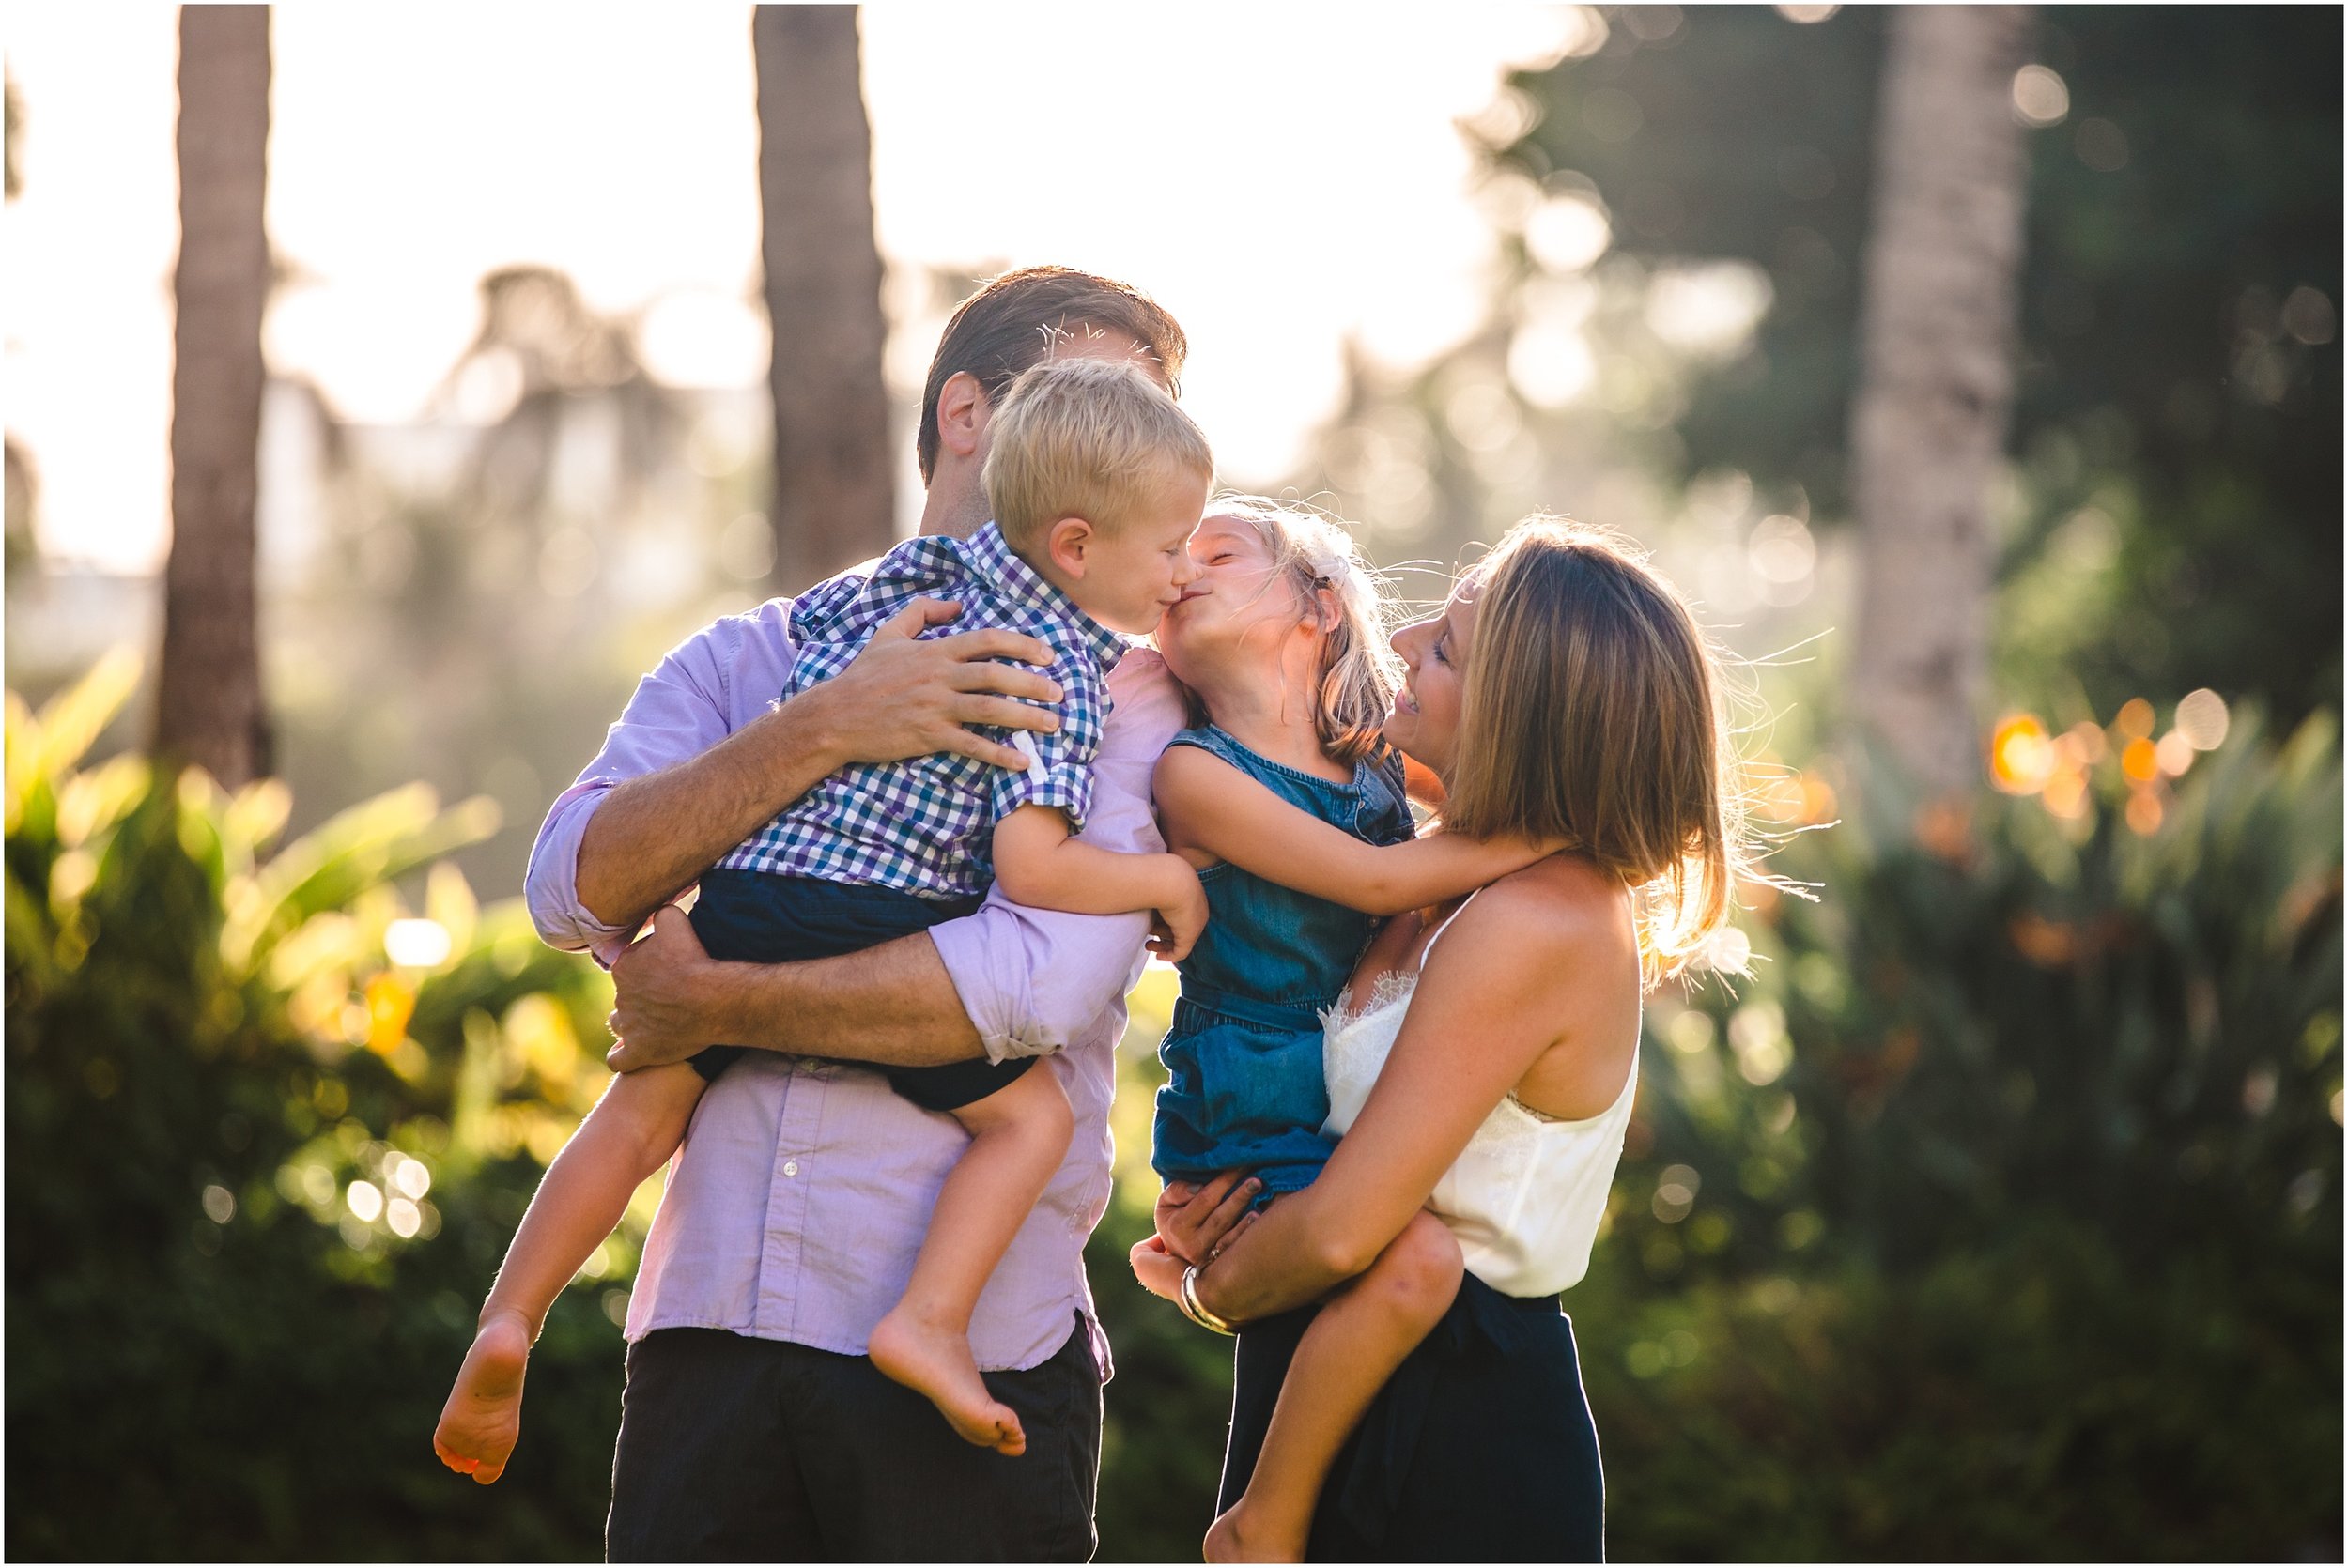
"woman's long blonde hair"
1186,495,1401,766
1441,516,1754,985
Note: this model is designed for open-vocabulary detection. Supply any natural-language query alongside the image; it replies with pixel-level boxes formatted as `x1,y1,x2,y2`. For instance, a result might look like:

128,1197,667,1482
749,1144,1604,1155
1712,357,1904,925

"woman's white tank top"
1321,892,1638,1298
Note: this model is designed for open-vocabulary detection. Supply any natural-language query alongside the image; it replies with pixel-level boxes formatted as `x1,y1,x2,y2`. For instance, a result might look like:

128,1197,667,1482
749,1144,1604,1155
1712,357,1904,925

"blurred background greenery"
6,4,2339,1560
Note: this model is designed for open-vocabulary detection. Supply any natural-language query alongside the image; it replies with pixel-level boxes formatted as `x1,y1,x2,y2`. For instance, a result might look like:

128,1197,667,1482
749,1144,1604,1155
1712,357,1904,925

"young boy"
434,356,1213,1478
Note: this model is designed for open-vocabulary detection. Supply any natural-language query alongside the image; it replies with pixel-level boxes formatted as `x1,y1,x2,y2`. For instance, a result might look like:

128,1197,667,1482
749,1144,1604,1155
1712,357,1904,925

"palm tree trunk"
1847,5,2032,802
754,5,895,593
155,5,271,788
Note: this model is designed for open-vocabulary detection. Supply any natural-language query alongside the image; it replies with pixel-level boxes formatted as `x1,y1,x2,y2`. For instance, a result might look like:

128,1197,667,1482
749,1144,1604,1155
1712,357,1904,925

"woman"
1133,515,1754,1560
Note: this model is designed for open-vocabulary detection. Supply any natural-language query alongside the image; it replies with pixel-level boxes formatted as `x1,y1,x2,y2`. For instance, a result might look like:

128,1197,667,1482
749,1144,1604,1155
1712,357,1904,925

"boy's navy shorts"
684,868,1033,1113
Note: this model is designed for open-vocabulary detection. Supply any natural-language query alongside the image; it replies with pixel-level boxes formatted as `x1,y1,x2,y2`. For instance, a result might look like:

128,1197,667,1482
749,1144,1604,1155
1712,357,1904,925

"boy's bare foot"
433,1309,532,1484
869,1303,1027,1457
1205,1500,1304,1563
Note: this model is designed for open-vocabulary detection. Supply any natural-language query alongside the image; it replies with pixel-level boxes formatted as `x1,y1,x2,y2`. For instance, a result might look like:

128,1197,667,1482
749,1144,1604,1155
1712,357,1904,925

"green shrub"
6,655,627,1560
1599,709,2342,1559
1572,1219,2339,1560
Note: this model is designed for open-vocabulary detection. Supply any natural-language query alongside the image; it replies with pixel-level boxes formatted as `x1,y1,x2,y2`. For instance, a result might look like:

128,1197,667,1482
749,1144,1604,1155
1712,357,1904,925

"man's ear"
935,371,989,460
1044,516,1096,578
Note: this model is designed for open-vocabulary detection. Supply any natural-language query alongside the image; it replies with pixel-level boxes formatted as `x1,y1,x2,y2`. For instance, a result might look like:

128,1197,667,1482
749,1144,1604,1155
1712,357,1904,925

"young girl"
1147,497,1557,1561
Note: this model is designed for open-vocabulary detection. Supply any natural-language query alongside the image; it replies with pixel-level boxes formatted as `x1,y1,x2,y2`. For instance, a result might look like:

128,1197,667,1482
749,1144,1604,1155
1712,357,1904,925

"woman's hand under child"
1133,1172,1263,1313
1151,1171,1263,1266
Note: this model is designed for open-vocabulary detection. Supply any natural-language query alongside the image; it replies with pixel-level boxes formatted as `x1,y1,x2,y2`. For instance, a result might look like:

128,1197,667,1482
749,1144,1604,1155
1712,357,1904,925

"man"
526,268,1193,1560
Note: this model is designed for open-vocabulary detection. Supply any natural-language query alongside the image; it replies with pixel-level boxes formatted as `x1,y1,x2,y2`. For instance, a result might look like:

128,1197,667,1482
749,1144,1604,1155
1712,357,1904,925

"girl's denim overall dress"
1152,725,1415,1200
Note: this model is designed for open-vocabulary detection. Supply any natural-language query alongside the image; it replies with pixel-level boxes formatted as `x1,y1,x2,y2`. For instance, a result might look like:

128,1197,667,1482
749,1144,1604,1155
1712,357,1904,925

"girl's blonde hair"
1191,495,1401,766
1442,516,1754,986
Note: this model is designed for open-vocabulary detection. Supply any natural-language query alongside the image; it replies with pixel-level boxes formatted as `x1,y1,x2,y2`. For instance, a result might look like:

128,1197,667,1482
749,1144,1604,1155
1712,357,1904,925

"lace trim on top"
1322,969,1616,1130
1321,968,1420,1039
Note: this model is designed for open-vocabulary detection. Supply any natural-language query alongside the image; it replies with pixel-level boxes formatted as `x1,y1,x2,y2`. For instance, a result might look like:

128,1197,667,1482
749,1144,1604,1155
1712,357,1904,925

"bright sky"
4,5,1593,572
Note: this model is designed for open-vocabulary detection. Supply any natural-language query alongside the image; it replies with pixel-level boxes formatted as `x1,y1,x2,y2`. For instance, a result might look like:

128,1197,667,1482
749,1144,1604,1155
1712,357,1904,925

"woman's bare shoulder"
1409,863,1626,1022
1456,855,1634,960
1461,859,1641,1117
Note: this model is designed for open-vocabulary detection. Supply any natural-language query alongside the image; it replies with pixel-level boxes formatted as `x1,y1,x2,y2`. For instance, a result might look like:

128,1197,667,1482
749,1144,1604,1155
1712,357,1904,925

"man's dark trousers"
606,1318,1102,1560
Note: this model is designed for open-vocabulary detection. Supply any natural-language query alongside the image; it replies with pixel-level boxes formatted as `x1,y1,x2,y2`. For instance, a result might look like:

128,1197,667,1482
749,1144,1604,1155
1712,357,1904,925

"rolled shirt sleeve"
934,649,1187,1063
524,601,800,967
985,651,1104,834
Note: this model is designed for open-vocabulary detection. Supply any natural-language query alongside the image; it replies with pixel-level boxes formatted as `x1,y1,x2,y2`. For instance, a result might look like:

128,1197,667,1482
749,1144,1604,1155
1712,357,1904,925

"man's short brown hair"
917,266,1189,483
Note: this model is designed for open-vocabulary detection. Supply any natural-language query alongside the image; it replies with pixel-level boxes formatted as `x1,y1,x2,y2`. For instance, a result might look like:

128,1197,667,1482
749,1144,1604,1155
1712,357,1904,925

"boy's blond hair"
982,357,1213,547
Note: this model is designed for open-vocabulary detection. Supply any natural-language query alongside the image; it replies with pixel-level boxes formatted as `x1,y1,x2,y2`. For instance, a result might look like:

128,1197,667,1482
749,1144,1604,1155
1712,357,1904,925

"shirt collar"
971,521,1130,674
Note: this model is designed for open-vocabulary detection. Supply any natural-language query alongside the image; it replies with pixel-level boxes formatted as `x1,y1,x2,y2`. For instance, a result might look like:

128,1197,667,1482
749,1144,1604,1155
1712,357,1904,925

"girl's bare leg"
1205,1209,1462,1562
432,1063,706,1483
869,1064,1074,1457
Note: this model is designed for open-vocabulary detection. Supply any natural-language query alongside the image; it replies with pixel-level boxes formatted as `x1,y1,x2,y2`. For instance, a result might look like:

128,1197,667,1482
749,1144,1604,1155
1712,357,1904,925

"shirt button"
783,1161,800,1177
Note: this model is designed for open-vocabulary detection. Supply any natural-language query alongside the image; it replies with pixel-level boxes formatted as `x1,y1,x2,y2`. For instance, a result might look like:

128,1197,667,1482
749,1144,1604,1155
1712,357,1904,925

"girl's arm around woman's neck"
1192,864,1631,1323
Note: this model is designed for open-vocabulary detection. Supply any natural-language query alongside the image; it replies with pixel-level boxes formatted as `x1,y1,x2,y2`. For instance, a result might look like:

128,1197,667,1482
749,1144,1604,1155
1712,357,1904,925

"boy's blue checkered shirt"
717,521,1128,899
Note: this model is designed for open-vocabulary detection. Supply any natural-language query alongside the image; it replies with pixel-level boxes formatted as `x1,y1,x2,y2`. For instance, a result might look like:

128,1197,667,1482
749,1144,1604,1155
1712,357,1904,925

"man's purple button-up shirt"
525,596,1183,1376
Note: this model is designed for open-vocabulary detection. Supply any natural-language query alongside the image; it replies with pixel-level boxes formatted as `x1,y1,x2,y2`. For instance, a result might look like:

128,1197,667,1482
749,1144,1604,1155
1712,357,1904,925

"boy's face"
1058,471,1210,636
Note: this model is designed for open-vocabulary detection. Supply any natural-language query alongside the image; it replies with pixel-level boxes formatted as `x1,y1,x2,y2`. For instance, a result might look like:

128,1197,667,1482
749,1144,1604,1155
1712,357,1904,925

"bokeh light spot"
1747,515,1815,584
1701,925,1753,975
2041,768,2089,820
1664,1009,1716,1054
2281,285,2336,346
1729,1002,1791,1084
2075,116,2129,172
2175,688,2230,750
1507,322,1598,408
384,917,452,969
1990,715,2055,793
1523,193,1612,273
2012,65,2070,128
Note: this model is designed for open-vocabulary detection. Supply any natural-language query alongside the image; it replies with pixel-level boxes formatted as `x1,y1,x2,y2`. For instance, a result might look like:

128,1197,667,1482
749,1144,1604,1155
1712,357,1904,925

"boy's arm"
992,805,1207,961
1154,744,1552,918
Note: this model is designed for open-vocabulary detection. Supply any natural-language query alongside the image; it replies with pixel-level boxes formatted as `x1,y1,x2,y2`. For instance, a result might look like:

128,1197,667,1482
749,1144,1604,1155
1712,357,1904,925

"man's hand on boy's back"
804,595,1066,774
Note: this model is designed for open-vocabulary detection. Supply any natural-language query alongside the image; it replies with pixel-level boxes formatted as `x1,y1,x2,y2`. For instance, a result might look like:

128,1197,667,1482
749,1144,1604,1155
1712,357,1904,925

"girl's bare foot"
868,1303,1027,1457
1204,1499,1304,1562
433,1310,532,1484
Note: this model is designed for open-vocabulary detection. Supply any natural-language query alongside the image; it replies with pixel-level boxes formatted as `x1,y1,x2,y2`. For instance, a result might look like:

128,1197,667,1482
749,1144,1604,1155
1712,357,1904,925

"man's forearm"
701,930,987,1067
576,700,845,932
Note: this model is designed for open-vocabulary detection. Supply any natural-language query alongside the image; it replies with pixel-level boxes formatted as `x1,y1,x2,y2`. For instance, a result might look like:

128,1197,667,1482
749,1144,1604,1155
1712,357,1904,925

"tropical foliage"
6,655,632,1559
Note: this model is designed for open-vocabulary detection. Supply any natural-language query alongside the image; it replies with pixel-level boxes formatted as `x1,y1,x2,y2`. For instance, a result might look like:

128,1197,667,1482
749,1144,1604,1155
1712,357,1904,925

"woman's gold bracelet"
1179,1262,1239,1336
